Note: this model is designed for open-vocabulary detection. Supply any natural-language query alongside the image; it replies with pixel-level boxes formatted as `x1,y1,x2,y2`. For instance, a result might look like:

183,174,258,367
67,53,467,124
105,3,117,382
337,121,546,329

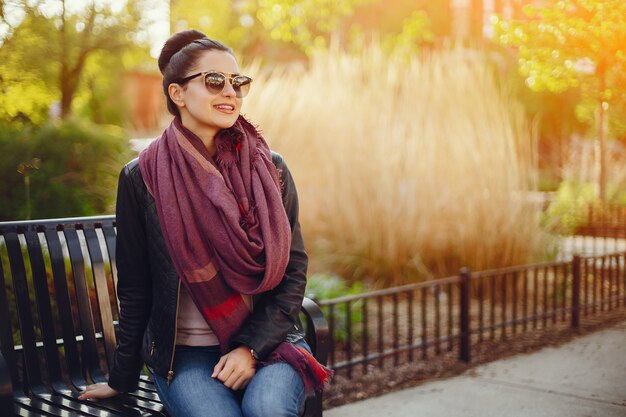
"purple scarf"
139,116,331,392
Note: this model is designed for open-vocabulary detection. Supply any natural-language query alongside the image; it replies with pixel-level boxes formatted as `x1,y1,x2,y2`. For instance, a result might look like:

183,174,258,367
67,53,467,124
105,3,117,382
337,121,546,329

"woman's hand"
212,346,256,390
78,383,119,400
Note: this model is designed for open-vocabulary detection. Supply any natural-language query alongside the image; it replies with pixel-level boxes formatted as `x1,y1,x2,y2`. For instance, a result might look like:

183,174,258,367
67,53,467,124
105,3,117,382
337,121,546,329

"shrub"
543,179,626,234
542,180,598,234
0,120,133,220
306,273,366,344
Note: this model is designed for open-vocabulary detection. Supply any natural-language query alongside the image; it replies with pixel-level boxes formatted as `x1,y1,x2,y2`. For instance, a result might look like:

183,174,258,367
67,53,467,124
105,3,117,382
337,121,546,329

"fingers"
228,370,255,391
212,355,227,378
215,357,235,383
212,349,256,390
78,383,118,400
222,366,255,390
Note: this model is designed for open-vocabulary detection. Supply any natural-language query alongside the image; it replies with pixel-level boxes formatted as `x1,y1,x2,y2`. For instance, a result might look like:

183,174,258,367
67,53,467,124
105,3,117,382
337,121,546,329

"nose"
221,79,237,98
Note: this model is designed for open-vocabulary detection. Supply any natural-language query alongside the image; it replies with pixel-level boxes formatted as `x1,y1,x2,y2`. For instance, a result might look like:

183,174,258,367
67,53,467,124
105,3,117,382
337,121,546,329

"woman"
78,29,331,417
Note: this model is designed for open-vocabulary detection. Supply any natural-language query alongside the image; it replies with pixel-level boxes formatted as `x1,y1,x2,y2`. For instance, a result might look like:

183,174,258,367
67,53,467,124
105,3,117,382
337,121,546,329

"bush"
306,273,367,345
543,179,626,234
0,120,134,220
542,180,597,234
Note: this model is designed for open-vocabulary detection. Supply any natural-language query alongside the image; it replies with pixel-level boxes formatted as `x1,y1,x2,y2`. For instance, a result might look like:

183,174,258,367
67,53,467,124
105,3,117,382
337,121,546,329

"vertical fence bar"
561,264,567,322
512,271,518,335
362,297,368,374
459,268,471,363
328,304,335,368
600,256,606,311
377,296,383,369
501,273,507,340
620,253,625,307
407,290,414,362
447,283,453,352
421,287,427,359
613,255,618,309
617,255,621,307
345,301,352,379
606,255,611,310
615,254,620,307
533,268,538,329
608,255,614,311
478,277,484,343
592,257,598,314
543,266,549,329
522,270,528,332
613,254,619,309
392,293,399,366
552,264,558,324
572,255,581,329
490,275,496,340
583,257,589,316
617,253,626,307
434,285,441,355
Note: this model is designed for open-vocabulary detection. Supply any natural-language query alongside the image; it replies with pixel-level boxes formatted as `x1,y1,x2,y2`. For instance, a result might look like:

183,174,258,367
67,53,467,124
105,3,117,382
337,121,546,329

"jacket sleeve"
107,164,152,392
229,154,308,358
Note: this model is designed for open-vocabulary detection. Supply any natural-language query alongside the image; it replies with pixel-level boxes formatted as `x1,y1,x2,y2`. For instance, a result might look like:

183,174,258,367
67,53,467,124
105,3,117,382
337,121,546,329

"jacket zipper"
167,280,182,386
150,340,156,356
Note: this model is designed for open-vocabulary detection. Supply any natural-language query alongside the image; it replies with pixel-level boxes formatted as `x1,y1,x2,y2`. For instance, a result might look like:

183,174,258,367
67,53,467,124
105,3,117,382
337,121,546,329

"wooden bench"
0,216,329,417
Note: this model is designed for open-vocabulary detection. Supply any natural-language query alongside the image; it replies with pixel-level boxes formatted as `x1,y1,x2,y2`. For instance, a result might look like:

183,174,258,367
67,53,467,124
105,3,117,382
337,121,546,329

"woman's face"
174,50,244,139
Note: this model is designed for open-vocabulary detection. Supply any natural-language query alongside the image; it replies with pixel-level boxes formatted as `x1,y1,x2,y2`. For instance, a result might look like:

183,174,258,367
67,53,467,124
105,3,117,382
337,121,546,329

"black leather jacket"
107,152,308,392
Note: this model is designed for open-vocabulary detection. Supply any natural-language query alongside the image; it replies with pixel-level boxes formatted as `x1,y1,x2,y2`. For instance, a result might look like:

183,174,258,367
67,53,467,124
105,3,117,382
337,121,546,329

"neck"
179,113,218,156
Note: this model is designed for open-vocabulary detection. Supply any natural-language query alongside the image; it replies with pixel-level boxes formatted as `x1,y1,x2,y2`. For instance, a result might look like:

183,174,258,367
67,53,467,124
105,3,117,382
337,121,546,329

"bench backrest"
0,216,118,393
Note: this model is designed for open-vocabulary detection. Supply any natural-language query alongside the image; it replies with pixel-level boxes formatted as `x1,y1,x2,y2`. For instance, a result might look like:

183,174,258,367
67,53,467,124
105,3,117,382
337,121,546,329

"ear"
168,83,186,108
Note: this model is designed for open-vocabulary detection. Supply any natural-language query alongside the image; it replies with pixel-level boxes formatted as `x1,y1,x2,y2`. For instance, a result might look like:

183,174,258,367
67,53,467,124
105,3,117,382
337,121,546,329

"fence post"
571,255,581,329
459,268,471,362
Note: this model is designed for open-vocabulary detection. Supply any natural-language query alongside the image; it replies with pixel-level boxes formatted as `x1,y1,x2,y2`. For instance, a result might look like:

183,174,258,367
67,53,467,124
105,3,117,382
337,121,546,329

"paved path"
325,320,626,417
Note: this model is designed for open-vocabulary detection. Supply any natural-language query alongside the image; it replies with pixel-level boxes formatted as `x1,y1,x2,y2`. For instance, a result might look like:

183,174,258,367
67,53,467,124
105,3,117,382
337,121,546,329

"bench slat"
0,251,19,391
83,225,117,372
62,227,104,383
101,222,119,315
24,230,63,385
4,232,44,393
42,228,83,387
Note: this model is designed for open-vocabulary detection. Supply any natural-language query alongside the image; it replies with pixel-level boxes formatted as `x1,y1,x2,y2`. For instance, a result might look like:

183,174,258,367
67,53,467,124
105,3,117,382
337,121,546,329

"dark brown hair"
158,30,234,116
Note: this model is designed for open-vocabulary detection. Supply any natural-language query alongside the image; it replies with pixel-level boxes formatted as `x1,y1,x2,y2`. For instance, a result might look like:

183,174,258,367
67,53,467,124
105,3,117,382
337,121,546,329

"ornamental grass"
244,45,548,287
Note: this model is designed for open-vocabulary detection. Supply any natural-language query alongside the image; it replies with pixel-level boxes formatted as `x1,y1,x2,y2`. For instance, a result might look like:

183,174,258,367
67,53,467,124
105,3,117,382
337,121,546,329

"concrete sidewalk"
325,320,626,417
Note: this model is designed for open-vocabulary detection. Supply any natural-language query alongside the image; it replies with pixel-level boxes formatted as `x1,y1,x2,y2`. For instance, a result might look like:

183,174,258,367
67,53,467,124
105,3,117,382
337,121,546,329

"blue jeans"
153,340,309,417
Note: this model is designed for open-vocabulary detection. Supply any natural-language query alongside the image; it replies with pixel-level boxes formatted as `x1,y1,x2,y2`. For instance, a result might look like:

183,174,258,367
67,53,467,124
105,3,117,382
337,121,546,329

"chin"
219,115,240,129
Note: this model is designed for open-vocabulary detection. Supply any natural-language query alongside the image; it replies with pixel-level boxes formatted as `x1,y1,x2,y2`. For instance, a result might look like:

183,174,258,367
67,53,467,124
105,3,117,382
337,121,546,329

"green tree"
0,0,152,122
171,0,371,57
495,0,626,202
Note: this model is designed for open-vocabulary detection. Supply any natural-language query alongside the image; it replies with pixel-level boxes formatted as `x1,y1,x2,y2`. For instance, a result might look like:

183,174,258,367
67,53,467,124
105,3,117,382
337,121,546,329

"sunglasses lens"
204,73,226,94
203,73,252,97
232,76,252,98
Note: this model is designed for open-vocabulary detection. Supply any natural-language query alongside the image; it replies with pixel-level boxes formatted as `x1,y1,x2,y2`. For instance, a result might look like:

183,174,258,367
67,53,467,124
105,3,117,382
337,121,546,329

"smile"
214,104,235,112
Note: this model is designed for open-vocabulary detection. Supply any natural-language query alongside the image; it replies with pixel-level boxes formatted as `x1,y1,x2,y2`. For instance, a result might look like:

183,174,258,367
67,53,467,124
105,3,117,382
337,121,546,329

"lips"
214,104,235,112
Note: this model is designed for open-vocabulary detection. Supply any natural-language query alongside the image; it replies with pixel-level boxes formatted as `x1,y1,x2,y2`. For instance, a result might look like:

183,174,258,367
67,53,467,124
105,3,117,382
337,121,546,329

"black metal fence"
318,252,626,379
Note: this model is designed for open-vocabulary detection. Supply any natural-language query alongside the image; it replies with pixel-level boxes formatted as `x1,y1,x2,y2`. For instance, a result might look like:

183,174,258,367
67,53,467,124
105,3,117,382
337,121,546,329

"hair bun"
158,29,207,74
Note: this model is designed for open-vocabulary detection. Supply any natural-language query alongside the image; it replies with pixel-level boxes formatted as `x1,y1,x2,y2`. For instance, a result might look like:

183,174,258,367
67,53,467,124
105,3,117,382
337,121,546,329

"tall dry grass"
243,45,547,286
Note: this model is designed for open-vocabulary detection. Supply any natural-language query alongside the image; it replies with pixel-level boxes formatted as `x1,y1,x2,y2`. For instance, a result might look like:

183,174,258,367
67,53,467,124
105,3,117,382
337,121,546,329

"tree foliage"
0,120,133,220
0,0,153,123
495,0,626,200
495,0,626,136
172,0,373,57
171,0,440,59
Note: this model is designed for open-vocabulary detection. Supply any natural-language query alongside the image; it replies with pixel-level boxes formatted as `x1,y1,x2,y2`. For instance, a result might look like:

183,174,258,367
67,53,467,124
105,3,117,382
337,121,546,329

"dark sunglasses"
173,71,252,98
